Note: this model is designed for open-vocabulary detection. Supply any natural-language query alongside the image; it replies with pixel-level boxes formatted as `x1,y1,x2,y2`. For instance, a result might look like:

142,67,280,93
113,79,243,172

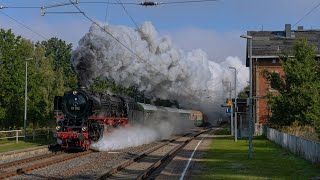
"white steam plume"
72,22,249,123
91,112,193,151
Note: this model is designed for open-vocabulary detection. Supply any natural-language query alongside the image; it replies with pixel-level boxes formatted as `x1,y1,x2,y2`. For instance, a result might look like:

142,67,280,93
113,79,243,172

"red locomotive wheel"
84,140,90,151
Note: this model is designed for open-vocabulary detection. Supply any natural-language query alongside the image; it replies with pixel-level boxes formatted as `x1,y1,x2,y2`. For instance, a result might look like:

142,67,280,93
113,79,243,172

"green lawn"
0,137,55,153
195,135,320,180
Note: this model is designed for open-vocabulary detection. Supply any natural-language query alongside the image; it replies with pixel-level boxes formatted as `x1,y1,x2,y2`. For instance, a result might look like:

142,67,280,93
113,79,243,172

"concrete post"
16,130,19,144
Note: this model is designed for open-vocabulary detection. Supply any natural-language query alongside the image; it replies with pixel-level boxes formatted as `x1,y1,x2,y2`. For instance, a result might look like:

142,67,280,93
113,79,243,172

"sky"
1,0,319,63
1,0,319,117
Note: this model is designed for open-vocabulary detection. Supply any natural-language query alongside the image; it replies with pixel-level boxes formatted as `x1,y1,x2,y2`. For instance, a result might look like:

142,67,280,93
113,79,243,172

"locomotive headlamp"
82,126,87,132
56,126,61,131
73,91,78,95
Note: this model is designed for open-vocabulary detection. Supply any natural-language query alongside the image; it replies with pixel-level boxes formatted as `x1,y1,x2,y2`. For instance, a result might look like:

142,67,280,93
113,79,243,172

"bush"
281,121,319,142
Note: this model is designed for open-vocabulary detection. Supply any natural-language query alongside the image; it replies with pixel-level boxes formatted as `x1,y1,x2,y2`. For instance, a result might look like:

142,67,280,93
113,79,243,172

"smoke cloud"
72,22,249,122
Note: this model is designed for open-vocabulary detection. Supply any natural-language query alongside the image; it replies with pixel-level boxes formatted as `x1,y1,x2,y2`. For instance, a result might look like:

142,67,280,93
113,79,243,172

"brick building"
245,24,320,126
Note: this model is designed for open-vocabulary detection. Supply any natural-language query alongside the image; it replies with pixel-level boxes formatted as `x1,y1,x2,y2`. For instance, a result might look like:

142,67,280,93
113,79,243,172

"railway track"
98,128,213,180
0,150,93,179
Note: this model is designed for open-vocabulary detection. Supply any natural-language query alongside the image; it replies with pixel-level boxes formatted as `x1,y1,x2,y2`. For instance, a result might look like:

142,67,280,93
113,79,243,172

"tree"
238,85,249,99
40,38,77,89
0,29,29,128
0,29,66,129
267,39,320,135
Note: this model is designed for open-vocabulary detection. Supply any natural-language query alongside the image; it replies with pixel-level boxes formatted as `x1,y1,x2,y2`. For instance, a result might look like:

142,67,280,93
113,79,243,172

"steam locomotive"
53,87,137,150
53,87,205,151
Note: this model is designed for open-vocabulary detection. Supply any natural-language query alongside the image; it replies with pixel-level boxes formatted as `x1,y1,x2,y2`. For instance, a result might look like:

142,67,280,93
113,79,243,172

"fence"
263,126,320,164
0,130,22,144
0,129,54,144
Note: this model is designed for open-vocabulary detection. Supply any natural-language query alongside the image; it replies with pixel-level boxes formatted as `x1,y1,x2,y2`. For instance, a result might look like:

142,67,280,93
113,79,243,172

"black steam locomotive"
54,87,137,150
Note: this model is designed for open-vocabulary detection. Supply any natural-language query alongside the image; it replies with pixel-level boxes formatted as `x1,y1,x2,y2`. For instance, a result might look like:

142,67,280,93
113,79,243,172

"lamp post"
240,34,253,159
24,58,33,142
229,67,237,142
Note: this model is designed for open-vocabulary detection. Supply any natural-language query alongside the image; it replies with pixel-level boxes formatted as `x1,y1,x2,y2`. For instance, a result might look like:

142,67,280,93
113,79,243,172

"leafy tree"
27,45,55,128
0,29,29,128
90,77,112,93
267,39,320,135
238,85,249,99
0,29,65,129
40,38,77,89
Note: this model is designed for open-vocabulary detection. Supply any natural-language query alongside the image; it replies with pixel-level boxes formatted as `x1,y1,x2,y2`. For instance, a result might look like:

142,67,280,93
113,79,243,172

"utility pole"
240,34,253,159
229,67,237,142
24,58,33,142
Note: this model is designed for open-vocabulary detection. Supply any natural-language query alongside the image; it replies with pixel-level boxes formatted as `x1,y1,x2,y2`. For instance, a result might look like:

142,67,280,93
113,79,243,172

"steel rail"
98,129,211,180
0,150,93,179
0,151,65,169
98,132,192,179
136,129,211,179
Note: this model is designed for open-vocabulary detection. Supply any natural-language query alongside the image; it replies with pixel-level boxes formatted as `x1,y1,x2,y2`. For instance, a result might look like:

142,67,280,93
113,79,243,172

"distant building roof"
245,24,320,66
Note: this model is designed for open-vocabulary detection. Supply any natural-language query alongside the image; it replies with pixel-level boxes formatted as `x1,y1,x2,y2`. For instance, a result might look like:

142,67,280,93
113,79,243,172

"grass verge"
0,137,55,153
194,135,320,180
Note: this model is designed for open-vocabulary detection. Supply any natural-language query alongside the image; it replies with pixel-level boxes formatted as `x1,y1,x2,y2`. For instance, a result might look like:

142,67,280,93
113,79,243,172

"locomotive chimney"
77,81,87,90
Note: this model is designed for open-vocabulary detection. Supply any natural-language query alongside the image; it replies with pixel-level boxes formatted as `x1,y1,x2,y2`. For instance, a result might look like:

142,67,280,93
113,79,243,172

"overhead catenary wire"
115,0,169,66
67,0,197,97
0,0,218,10
293,1,320,28
116,0,230,99
102,0,223,98
67,0,229,101
11,0,224,101
0,0,227,103
0,11,47,40
79,1,135,5
77,0,218,6
116,0,232,99
161,0,218,4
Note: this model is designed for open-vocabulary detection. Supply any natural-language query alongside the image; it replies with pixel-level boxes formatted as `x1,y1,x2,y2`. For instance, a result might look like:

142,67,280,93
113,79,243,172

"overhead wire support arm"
41,1,79,10
0,6,41,9
40,1,82,16
41,11,84,16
